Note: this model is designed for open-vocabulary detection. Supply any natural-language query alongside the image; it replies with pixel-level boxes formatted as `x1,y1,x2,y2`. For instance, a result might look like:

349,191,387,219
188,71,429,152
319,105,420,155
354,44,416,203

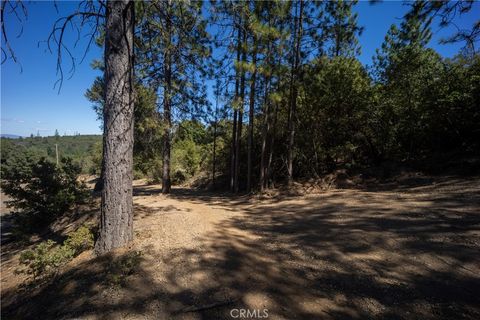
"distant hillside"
1,135,102,173
0,134,22,139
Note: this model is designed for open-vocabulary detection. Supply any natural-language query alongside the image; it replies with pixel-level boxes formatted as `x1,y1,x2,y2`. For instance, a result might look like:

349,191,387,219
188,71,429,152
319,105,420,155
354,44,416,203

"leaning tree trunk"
95,0,135,255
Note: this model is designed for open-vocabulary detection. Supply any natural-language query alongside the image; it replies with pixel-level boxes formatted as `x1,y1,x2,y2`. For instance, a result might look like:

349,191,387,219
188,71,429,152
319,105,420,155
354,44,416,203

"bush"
172,168,188,184
1,157,89,225
63,225,95,254
18,240,75,281
17,225,94,281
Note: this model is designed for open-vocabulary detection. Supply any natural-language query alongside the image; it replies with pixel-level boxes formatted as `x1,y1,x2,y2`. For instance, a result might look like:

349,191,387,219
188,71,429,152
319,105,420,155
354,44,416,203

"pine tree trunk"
260,80,270,192
260,39,273,192
212,98,218,189
162,4,172,194
246,39,257,193
230,109,237,192
234,109,243,193
267,102,278,188
287,0,304,186
234,25,247,194
230,18,242,193
95,0,135,255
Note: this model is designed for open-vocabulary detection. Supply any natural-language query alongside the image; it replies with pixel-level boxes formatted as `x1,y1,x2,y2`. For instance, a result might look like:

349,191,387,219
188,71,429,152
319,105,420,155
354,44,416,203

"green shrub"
17,225,94,281
18,240,73,281
63,225,95,254
172,168,188,184
88,141,103,175
146,158,163,183
1,157,89,226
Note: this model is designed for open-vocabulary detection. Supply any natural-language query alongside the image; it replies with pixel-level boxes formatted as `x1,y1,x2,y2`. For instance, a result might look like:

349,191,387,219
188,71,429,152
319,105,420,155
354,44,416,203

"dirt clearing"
2,177,480,319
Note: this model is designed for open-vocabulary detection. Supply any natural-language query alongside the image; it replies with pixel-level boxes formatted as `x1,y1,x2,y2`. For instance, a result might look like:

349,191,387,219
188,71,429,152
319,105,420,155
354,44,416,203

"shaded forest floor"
1,175,480,319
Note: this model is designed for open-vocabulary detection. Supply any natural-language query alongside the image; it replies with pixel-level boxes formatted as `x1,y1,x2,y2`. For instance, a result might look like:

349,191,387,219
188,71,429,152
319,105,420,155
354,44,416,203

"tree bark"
246,38,257,193
234,24,247,194
95,0,135,255
212,94,218,189
260,78,270,192
234,106,243,193
230,17,241,193
267,101,278,188
230,109,237,192
287,0,304,186
260,38,273,192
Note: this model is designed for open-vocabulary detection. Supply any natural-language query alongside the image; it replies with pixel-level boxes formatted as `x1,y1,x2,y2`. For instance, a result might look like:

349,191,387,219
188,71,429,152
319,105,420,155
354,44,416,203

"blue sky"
1,1,102,137
1,1,479,137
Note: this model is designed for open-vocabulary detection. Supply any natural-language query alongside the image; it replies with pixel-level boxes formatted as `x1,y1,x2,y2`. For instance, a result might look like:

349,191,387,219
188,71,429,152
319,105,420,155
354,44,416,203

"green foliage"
18,240,69,281
63,225,95,254
1,157,89,225
133,85,164,177
172,139,203,182
370,8,479,159
76,0,480,192
89,141,103,175
17,225,94,281
0,135,101,174
85,79,163,179
320,0,364,57
299,56,372,172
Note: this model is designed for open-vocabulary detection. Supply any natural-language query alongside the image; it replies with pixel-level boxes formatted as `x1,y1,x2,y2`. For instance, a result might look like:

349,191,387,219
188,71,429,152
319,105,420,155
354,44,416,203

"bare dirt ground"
1,176,480,319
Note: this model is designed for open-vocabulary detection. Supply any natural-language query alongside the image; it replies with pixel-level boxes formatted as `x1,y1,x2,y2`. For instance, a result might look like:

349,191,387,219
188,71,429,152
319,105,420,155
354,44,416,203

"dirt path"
2,177,480,319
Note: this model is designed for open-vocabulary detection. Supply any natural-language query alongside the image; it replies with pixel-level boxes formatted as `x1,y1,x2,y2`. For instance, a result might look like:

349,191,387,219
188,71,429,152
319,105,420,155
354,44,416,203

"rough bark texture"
95,0,135,255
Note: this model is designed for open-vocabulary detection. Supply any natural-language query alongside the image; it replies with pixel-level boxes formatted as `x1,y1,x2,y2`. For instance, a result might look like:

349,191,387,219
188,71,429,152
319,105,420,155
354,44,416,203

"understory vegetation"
1,156,89,228
17,225,94,281
84,0,480,191
1,135,101,174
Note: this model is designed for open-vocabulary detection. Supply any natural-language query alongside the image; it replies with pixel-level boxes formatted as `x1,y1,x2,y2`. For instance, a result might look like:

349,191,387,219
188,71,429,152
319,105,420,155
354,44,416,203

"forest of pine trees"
2,0,479,253
2,2,480,318
85,0,478,195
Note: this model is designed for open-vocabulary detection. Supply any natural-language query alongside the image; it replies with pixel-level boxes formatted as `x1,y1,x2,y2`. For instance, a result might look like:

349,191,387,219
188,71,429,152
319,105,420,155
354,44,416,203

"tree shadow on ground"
157,179,480,319
2,179,479,319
